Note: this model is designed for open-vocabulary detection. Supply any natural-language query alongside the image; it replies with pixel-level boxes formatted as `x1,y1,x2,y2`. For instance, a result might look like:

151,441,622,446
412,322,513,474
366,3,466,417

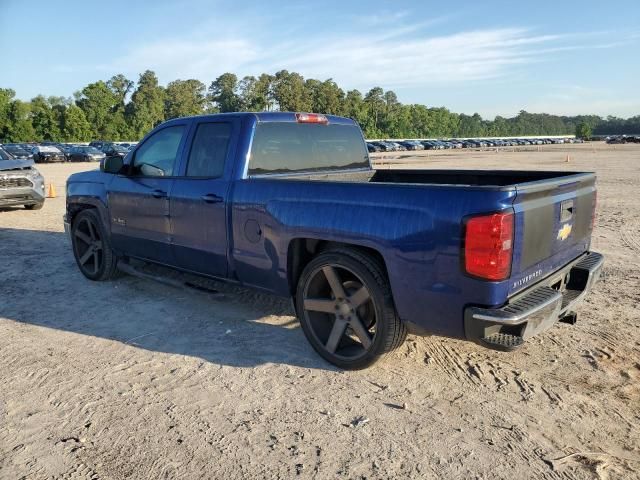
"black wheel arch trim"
67,195,111,235
286,237,390,298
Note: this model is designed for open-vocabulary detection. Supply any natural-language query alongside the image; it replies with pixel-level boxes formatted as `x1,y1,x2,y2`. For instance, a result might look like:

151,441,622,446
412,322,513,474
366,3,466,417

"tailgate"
509,172,596,296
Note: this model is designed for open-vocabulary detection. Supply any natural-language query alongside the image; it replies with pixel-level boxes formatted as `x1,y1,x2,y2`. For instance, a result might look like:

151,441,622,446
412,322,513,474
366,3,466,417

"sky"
1,0,639,119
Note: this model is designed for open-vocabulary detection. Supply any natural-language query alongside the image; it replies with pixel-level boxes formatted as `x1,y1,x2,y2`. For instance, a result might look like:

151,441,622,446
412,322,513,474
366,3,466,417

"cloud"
101,16,633,100
106,25,562,88
268,28,552,89
104,38,260,80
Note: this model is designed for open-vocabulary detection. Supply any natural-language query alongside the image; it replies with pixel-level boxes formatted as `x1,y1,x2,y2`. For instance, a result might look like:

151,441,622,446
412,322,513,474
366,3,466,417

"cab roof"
162,112,357,126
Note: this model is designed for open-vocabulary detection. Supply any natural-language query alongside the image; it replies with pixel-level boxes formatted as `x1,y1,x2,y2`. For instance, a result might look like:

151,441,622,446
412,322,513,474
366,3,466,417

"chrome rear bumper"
464,252,604,351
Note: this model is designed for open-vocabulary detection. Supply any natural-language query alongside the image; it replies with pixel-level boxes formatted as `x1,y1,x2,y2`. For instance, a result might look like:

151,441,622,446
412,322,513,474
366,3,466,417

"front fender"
66,179,110,232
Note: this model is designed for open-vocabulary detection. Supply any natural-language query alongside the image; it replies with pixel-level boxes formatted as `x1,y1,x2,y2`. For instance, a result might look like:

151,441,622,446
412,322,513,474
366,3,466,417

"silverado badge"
557,223,572,241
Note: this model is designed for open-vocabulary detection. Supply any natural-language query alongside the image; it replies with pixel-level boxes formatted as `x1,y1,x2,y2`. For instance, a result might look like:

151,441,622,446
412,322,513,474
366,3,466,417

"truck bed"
278,168,586,188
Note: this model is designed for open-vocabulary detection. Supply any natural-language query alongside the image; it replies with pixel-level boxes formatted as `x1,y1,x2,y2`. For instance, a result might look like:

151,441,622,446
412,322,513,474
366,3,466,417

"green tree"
305,79,344,115
384,90,399,111
363,87,385,137
457,113,486,137
0,88,16,139
107,74,134,104
6,69,639,141
272,70,311,112
75,81,118,139
61,105,92,141
209,73,240,113
5,100,36,142
342,90,368,126
107,74,134,139
575,122,592,139
238,74,275,111
164,79,207,119
427,107,458,138
48,96,71,137
30,95,61,141
128,70,165,138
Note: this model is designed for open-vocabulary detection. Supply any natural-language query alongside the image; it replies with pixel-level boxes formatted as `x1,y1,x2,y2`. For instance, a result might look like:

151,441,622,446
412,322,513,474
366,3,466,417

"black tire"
24,203,44,210
295,248,407,369
71,209,119,281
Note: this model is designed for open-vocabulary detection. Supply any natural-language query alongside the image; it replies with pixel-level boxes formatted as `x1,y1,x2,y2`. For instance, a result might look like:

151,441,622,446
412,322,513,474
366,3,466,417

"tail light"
295,113,328,124
464,211,514,281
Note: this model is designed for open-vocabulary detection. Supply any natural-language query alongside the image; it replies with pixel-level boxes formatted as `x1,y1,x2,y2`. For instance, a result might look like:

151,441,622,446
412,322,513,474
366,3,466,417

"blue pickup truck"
65,112,603,369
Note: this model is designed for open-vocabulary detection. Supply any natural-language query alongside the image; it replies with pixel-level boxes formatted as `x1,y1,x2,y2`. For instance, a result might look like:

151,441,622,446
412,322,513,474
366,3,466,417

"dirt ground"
0,143,638,479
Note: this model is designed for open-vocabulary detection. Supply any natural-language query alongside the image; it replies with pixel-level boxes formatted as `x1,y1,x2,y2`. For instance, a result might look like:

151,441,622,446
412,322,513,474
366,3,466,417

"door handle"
152,189,167,199
201,193,223,204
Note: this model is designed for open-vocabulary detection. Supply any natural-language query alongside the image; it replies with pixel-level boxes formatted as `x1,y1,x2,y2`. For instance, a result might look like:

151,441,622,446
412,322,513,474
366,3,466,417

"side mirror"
101,155,124,174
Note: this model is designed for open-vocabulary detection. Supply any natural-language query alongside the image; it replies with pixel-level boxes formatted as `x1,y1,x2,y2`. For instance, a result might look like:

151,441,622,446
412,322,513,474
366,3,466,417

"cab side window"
133,125,185,177
186,122,232,178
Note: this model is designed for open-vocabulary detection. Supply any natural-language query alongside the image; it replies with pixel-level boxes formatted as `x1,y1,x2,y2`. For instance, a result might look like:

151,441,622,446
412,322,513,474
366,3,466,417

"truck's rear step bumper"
464,251,604,351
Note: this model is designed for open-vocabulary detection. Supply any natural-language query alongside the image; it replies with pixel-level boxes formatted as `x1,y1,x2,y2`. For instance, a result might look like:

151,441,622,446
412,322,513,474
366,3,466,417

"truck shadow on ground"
0,227,338,372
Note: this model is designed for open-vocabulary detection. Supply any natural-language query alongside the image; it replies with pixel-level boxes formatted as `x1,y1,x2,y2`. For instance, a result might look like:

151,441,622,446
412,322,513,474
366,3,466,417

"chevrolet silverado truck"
64,112,603,369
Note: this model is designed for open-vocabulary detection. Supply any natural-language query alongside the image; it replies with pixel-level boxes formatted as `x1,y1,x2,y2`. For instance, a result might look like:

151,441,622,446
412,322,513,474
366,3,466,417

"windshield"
38,146,62,153
248,122,369,175
3,146,26,153
0,148,14,160
82,147,102,154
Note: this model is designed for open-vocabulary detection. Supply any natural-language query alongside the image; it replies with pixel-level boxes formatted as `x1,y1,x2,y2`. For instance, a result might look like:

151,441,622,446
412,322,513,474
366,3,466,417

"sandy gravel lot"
1,143,638,479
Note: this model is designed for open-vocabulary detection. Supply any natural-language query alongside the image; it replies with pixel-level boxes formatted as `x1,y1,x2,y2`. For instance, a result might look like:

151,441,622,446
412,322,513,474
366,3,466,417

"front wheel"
71,209,119,281
295,248,407,369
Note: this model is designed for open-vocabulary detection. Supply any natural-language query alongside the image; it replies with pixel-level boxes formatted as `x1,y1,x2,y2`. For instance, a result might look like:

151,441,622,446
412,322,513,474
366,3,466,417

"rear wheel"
71,209,119,281
24,203,43,210
295,248,407,369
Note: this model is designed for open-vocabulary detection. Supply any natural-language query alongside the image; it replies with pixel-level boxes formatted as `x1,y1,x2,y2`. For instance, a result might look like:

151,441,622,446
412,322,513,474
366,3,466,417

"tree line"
1,70,638,143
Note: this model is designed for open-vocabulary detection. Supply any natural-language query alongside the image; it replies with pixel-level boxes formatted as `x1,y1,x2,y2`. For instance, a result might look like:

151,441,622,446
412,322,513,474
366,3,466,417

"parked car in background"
399,141,423,151
0,146,45,210
366,142,380,153
371,141,393,152
426,140,445,149
32,145,66,163
387,142,405,151
69,146,106,163
2,144,33,160
101,143,130,162
57,143,75,160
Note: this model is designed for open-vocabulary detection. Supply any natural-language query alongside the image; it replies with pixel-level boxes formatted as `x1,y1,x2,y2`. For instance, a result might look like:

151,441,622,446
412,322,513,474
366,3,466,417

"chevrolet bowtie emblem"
557,223,572,241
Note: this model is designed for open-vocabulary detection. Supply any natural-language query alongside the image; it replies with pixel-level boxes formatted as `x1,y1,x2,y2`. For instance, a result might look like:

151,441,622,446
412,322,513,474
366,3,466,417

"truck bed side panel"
229,179,516,338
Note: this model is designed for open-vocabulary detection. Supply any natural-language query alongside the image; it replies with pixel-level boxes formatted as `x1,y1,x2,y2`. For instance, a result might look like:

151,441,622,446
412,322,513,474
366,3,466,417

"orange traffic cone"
46,183,57,198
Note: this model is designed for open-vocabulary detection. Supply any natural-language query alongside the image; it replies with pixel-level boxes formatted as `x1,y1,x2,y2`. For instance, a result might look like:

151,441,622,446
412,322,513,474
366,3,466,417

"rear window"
186,122,232,177
248,122,369,176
